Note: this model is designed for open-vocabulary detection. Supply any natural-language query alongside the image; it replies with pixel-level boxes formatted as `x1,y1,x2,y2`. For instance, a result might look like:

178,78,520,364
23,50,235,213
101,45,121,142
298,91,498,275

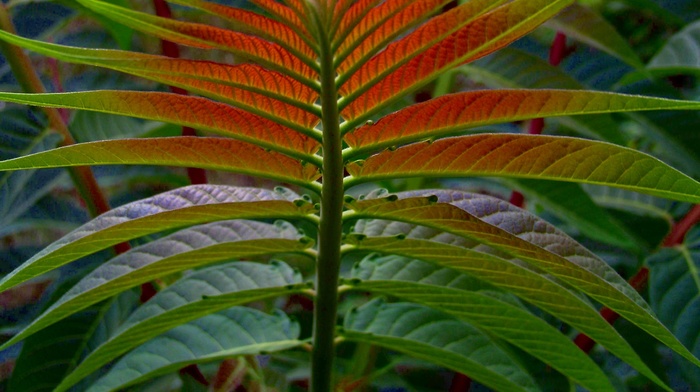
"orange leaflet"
0,137,321,185
337,0,450,72
135,63,320,129
335,0,381,41
0,90,320,156
344,89,700,152
338,0,502,100
78,0,316,80
167,0,315,59
332,0,359,32
252,0,306,34
346,134,700,203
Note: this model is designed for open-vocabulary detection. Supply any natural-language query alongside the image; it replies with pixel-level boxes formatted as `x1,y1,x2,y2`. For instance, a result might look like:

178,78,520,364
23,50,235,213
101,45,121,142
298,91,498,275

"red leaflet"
252,0,306,34
335,0,382,42
78,1,316,80
341,0,571,120
337,0,450,72
344,89,700,152
338,0,502,98
136,63,320,129
0,90,320,156
167,0,315,58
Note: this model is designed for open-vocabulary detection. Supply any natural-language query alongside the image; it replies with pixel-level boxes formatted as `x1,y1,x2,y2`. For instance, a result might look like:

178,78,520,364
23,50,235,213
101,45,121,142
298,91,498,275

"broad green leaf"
57,262,309,391
340,300,538,392
86,307,302,392
0,184,315,293
7,291,138,392
351,253,503,294
343,90,700,153
73,0,317,82
648,19,700,76
342,283,612,391
0,90,321,157
166,0,315,59
547,3,643,68
345,134,700,204
346,196,700,371
2,220,309,351
0,137,321,187
339,0,573,124
649,227,700,388
511,179,639,250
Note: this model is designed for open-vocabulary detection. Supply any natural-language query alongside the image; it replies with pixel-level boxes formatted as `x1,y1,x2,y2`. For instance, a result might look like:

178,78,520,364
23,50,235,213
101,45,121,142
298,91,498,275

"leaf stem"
0,3,113,221
310,4,344,391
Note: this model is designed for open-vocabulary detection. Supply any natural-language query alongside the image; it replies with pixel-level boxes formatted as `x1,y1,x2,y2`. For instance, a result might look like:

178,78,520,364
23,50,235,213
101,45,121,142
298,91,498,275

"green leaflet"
547,3,643,68
340,299,538,392
56,261,309,391
0,136,321,187
346,193,697,384
1,220,310,351
0,185,315,293
86,307,303,392
648,19,700,75
342,283,612,391
346,235,666,388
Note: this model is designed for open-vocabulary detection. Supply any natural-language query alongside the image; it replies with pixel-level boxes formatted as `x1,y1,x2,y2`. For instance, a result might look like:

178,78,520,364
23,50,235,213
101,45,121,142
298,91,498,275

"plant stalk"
311,5,344,391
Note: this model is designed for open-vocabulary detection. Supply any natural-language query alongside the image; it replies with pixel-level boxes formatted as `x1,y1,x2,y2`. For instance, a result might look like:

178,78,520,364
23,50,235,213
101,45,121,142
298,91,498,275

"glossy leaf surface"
57,262,308,391
87,307,302,392
0,185,314,293
346,196,700,369
347,191,666,386
346,134,700,204
2,220,307,351
340,299,540,392
343,281,613,391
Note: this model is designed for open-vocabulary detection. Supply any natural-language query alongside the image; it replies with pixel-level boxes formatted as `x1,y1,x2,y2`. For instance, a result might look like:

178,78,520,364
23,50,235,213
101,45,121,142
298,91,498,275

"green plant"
1,0,700,391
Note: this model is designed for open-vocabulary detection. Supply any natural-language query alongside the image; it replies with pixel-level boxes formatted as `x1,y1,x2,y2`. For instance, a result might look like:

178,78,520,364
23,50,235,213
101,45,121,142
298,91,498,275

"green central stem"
311,6,344,392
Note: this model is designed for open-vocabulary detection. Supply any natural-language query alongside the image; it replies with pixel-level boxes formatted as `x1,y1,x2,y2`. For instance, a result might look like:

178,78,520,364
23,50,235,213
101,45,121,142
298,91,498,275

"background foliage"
0,0,700,391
